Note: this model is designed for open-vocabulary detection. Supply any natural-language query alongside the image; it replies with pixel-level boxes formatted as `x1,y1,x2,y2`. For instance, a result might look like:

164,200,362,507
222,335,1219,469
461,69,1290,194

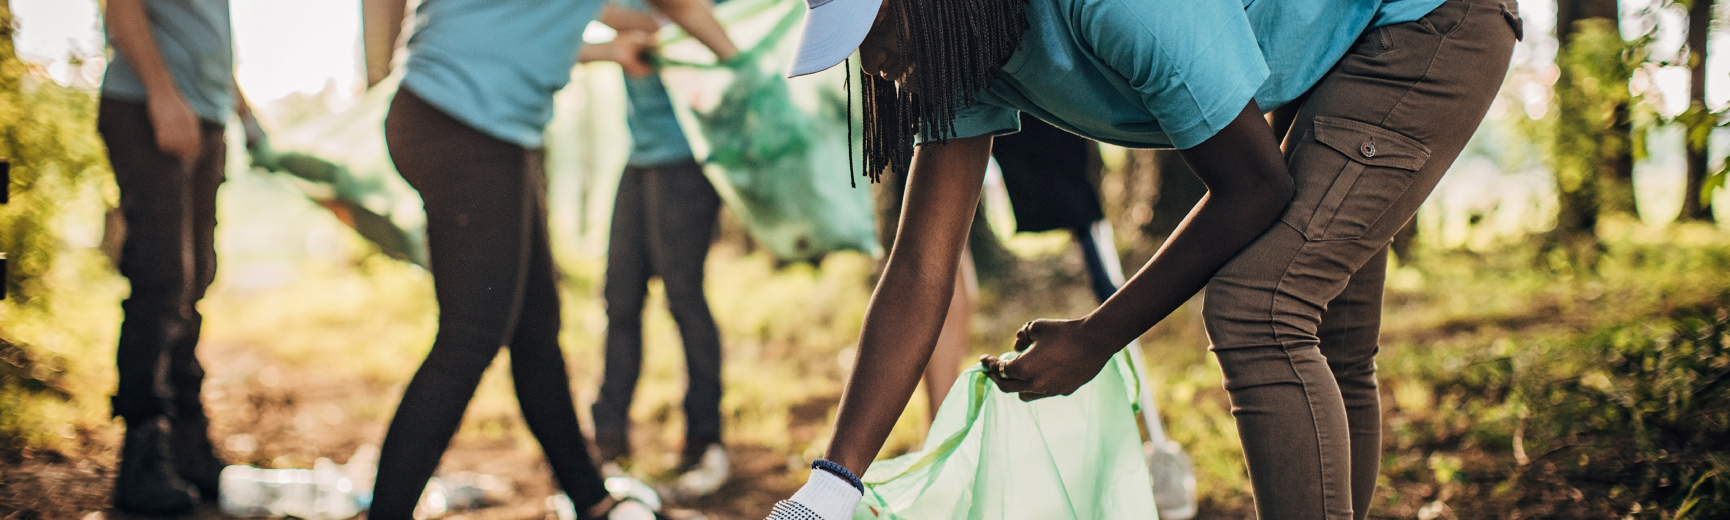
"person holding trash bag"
588,0,742,500
362,0,731,517
764,0,1521,518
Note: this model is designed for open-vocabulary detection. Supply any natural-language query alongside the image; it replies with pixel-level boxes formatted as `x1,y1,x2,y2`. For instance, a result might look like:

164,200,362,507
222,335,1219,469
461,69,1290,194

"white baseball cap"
786,0,884,77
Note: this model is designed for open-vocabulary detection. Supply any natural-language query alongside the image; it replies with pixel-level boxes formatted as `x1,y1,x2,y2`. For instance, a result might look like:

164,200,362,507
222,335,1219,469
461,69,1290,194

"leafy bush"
0,4,113,454
1383,293,1729,518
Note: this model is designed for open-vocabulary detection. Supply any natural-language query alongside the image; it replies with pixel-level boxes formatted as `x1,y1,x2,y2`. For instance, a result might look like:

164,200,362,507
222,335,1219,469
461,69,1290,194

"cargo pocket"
1297,117,1431,241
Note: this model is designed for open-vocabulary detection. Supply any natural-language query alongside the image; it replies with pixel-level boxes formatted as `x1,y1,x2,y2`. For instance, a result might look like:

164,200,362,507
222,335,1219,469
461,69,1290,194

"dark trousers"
99,98,225,426
591,161,724,446
1202,2,1519,518
370,90,607,518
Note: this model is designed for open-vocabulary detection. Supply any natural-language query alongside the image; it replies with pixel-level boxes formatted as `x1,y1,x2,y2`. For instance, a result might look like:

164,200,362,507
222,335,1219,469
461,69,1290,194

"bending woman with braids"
766,0,1522,518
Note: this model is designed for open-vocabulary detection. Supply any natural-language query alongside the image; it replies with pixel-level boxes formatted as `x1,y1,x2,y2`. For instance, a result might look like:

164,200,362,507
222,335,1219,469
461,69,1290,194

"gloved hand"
765,460,862,520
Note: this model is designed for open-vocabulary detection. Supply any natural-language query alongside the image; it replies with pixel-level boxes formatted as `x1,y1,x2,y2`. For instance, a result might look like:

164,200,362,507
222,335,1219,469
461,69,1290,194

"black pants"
591,160,724,447
98,98,225,425
992,114,1118,301
371,90,607,519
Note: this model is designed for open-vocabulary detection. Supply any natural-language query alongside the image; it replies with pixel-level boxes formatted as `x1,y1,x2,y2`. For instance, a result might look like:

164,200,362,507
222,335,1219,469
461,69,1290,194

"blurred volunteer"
362,0,719,518
589,0,740,500
766,0,1522,518
99,0,260,512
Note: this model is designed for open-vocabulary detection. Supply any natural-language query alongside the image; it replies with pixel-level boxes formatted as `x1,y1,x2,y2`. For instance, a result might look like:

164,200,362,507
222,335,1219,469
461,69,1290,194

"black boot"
114,416,201,514
170,403,224,501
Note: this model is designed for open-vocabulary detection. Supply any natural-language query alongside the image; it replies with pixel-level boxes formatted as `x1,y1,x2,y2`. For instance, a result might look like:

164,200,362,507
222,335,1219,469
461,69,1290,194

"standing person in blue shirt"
765,0,1522,518
365,0,736,518
588,0,739,500
99,0,258,513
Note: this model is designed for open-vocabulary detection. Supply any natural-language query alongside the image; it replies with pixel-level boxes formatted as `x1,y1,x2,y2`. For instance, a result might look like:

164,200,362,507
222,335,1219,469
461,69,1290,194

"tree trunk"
1557,0,1637,218
1545,1,1628,262
1680,0,1717,222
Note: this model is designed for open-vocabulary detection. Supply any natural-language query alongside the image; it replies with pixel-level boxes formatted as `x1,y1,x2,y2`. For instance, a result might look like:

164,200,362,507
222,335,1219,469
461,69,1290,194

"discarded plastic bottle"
218,458,362,520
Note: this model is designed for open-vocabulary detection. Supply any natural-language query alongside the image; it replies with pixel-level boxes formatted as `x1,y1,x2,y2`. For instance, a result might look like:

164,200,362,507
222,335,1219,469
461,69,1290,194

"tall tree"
1679,0,1718,222
1542,18,1642,260
1568,0,1642,217
1540,0,1644,262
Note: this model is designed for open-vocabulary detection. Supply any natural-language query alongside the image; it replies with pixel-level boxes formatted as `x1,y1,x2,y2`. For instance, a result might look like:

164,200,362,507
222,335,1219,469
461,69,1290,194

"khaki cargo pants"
1203,1,1521,518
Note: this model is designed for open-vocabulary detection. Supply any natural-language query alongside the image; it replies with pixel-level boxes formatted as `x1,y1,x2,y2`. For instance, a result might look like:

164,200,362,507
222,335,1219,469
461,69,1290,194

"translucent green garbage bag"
248,74,430,267
656,0,881,263
853,351,1159,519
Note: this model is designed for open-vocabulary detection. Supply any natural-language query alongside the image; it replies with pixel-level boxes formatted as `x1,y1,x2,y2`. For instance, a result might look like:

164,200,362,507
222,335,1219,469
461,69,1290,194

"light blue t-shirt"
610,0,699,167
621,73,698,166
401,0,607,148
942,0,1447,149
102,0,234,124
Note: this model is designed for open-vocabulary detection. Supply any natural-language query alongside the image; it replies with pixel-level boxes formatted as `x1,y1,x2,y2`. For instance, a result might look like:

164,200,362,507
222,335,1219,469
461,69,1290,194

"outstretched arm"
986,101,1293,398
361,0,409,87
641,0,740,60
579,30,658,77
825,135,994,474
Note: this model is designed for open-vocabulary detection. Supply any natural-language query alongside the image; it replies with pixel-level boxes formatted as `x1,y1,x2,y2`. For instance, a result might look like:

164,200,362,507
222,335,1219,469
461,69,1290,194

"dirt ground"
1,338,1261,520
0,333,808,520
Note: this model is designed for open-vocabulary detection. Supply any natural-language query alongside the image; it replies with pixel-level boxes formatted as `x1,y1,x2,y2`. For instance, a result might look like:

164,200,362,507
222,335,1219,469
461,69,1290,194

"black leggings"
370,90,607,519
592,161,724,447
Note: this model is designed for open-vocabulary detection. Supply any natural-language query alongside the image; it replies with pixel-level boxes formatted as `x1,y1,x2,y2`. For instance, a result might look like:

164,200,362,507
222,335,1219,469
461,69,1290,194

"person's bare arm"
641,0,739,60
825,134,993,475
985,101,1293,398
599,4,663,33
106,0,201,159
579,30,658,77
362,0,409,87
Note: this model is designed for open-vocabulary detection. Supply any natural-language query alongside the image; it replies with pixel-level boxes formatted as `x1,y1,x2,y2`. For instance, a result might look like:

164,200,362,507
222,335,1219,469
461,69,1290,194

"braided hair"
858,0,1029,182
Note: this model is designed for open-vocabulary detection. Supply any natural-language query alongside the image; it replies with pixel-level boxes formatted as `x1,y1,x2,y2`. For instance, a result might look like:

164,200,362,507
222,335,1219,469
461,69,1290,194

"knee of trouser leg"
1202,276,1280,350
1330,352,1380,402
427,322,509,366
1214,345,1331,394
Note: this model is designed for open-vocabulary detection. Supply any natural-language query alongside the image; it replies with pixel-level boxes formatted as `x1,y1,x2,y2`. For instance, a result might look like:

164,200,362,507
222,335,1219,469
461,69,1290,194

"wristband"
810,459,864,493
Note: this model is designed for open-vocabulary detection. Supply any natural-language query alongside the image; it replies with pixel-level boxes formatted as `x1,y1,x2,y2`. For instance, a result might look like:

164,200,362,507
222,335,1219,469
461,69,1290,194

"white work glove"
765,461,862,520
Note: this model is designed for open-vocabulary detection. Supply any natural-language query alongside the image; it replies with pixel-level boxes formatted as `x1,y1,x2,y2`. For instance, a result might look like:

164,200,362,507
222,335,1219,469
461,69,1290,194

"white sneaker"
550,476,699,520
669,444,730,501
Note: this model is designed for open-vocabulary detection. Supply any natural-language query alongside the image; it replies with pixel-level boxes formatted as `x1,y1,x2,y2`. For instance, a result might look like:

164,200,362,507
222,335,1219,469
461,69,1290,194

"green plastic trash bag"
248,74,430,267
853,351,1159,519
656,0,881,263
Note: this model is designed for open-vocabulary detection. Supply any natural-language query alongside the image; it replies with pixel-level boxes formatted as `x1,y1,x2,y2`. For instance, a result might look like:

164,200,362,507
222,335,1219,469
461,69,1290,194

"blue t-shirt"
102,0,234,124
400,0,607,148
940,0,1446,149
621,74,698,167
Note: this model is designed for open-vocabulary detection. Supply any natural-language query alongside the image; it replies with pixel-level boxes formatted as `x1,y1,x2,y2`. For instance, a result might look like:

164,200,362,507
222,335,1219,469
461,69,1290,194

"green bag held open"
656,0,881,263
854,350,1158,519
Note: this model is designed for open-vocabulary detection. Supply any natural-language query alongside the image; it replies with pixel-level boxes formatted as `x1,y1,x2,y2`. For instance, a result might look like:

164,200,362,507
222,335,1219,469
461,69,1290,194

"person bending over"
766,0,1520,518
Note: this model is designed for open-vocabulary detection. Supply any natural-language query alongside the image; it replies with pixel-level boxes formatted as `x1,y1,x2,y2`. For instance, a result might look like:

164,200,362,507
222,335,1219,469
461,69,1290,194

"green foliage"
1676,104,1729,208
0,3,114,454
1527,19,1647,256
1398,306,1729,517
0,5,108,308
1369,230,1730,518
